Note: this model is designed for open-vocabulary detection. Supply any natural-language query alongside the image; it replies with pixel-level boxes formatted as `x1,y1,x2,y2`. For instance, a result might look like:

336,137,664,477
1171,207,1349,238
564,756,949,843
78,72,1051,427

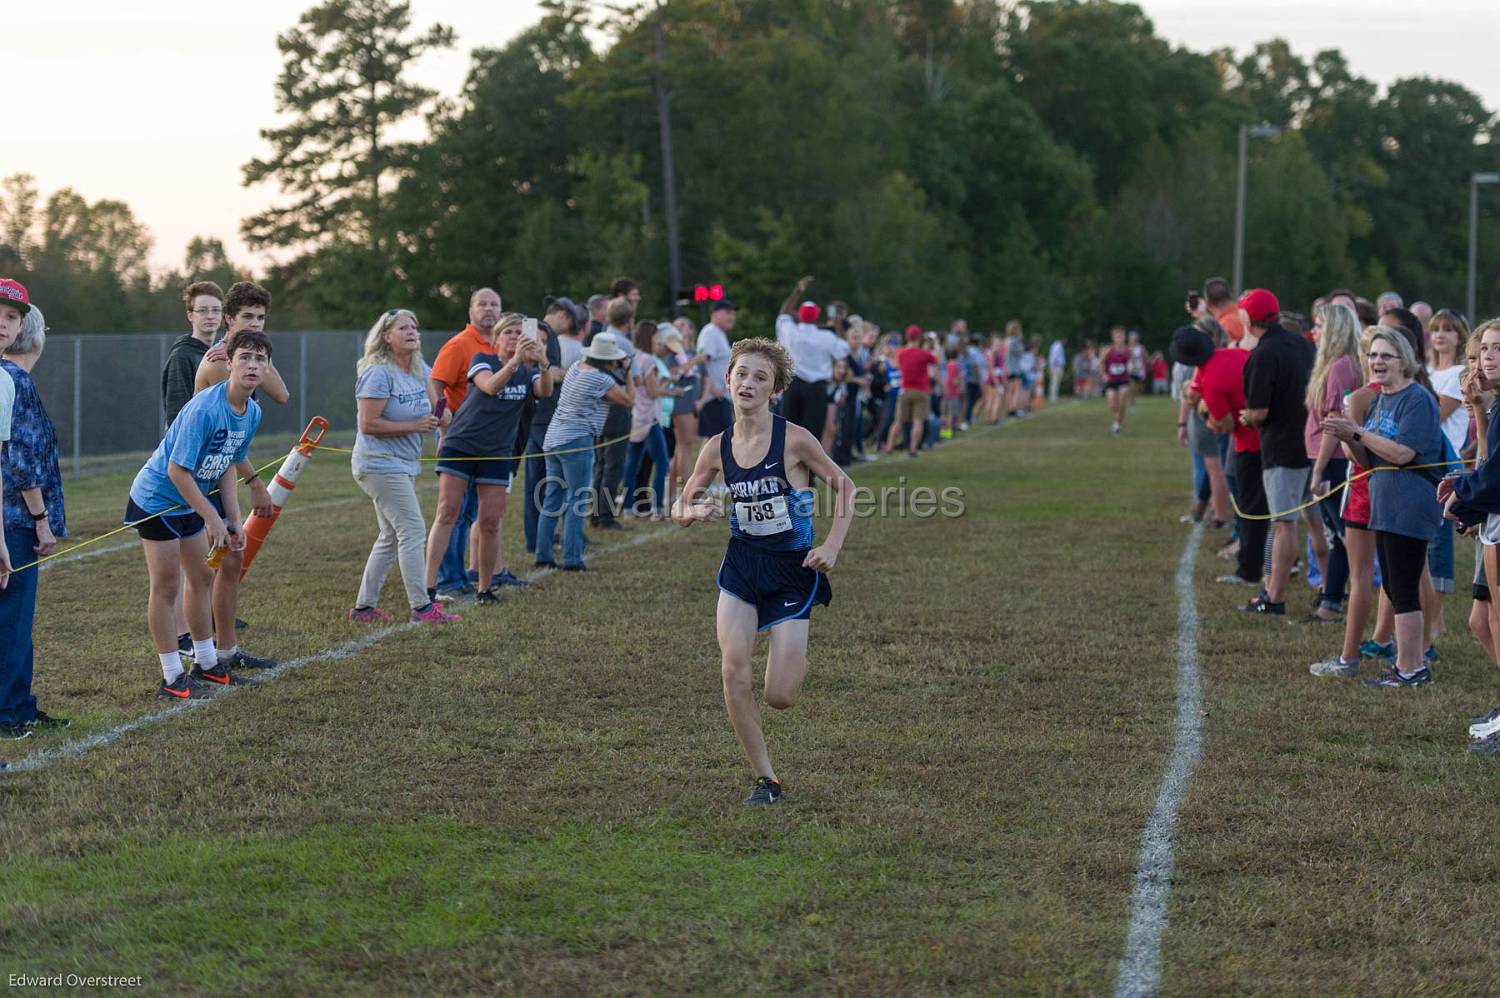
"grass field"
2,397,1498,994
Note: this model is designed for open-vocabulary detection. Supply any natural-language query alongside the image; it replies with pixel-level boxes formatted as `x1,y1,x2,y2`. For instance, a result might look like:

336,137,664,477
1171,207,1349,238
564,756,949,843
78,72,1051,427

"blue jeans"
0,523,40,724
522,422,549,553
1218,433,1240,544
1315,458,1350,610
436,475,479,591
536,437,595,567
875,394,896,446
620,424,669,514
1190,448,1209,503
1429,519,1455,593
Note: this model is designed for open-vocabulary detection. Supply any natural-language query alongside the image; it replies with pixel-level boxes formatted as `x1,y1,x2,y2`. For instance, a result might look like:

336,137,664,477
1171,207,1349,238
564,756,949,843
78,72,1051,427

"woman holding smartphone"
424,313,552,604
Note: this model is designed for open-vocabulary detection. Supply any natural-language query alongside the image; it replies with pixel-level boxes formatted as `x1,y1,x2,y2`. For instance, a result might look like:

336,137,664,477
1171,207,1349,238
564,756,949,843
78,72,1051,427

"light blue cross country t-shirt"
129,381,261,514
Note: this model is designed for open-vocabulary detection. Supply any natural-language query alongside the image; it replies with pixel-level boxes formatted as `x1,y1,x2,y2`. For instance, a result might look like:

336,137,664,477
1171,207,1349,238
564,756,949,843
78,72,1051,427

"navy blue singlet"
720,416,815,552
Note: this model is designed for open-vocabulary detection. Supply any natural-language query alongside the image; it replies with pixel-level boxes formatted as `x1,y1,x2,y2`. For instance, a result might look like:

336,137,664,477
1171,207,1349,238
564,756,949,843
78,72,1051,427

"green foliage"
10,0,1500,342
240,0,455,255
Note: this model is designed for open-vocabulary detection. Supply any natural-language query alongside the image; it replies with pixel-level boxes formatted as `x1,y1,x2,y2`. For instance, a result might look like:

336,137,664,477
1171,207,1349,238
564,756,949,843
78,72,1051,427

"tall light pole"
1232,124,1282,295
653,2,683,307
1468,172,1499,322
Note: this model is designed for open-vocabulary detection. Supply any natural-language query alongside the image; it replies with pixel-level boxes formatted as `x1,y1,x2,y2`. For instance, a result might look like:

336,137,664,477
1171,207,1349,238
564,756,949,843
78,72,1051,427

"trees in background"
0,0,1496,341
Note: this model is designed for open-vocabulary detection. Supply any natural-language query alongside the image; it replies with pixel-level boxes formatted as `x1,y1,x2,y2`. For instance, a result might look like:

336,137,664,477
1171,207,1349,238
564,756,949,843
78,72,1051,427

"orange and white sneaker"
411,602,461,624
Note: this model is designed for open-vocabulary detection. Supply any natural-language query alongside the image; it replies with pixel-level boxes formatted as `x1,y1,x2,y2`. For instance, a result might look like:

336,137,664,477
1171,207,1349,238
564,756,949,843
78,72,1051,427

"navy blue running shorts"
125,491,224,543
717,538,831,631
436,445,517,487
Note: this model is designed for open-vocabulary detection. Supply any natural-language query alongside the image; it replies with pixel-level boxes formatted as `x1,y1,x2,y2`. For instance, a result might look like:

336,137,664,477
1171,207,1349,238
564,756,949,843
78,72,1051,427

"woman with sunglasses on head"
1321,327,1445,687
349,309,458,625
423,313,552,605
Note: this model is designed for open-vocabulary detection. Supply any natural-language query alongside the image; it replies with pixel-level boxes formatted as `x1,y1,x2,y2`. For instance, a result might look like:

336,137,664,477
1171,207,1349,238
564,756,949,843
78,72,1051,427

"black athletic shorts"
717,537,831,632
125,492,224,543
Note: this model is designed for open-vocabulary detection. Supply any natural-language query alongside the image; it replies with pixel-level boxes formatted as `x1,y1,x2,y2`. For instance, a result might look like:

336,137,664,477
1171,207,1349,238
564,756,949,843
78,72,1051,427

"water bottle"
205,524,237,569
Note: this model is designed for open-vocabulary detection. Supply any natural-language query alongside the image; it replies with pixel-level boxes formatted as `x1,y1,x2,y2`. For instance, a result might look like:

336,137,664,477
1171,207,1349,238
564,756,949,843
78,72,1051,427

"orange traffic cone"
239,417,329,580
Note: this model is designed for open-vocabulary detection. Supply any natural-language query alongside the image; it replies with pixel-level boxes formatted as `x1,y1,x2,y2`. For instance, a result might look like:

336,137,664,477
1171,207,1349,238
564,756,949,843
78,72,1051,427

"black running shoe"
235,617,248,630
191,662,241,686
743,777,783,806
561,562,589,572
156,673,209,700
1238,595,1285,615
0,722,32,740
177,633,195,661
474,588,501,606
23,710,70,732
534,560,558,570
492,569,529,588
223,649,276,671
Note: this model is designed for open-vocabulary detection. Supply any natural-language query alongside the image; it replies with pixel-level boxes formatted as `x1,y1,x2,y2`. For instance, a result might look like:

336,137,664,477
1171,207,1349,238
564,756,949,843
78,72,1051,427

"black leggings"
1375,530,1428,615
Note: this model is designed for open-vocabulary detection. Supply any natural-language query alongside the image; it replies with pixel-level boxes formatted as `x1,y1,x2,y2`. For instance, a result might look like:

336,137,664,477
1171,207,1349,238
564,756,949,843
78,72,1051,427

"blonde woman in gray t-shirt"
350,309,459,625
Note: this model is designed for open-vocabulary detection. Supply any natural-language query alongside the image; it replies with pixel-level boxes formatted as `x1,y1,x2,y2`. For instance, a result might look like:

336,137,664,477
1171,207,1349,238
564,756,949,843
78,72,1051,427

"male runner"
674,338,854,806
1102,326,1132,434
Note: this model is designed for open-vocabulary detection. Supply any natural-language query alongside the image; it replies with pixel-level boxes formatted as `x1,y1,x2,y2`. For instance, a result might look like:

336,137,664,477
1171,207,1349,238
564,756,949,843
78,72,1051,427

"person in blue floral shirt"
0,289,69,738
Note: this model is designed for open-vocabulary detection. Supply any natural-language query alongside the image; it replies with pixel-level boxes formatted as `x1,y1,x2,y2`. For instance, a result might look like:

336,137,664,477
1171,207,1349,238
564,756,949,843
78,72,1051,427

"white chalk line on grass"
6,413,1040,775
4,526,678,776
1112,521,1205,998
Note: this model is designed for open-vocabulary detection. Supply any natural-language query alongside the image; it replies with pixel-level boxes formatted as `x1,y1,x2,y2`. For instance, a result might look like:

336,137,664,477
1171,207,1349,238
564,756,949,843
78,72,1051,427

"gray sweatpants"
354,471,429,610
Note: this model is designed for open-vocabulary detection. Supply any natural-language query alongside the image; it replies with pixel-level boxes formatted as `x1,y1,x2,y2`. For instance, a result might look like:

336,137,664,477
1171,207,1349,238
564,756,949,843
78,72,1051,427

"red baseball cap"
1237,288,1279,325
0,278,30,315
798,301,820,323
905,324,923,341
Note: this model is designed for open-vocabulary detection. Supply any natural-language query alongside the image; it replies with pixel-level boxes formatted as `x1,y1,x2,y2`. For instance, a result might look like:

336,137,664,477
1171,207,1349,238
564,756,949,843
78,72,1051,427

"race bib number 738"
735,495,792,536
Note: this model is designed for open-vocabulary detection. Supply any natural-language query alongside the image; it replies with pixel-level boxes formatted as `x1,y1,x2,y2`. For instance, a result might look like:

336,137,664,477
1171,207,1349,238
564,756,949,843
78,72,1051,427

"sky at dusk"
6,1,1495,274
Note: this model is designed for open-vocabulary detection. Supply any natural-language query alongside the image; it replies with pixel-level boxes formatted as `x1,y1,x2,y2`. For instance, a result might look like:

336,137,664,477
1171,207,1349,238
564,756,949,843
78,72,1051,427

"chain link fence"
30,330,461,477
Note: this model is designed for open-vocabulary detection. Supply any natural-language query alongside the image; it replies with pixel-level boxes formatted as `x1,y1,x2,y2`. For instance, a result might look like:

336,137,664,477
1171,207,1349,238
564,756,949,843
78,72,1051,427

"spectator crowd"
0,270,1092,733
1168,276,1500,754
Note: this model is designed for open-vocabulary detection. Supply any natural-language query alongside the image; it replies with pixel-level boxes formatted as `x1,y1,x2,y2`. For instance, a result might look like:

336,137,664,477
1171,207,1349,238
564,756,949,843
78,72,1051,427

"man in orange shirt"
1198,277,1245,344
428,287,502,595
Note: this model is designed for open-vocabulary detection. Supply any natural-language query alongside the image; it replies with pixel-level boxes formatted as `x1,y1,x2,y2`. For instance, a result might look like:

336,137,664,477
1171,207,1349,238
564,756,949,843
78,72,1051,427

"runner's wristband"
243,473,261,486
30,508,47,521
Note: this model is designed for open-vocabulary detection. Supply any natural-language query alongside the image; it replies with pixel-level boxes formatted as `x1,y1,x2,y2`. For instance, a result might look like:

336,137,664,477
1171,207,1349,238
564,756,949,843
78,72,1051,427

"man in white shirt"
696,299,737,438
774,275,849,440
1047,338,1066,401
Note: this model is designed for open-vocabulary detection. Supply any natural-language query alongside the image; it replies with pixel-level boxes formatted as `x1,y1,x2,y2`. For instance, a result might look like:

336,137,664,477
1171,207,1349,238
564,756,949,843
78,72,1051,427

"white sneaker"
1111,421,1120,435
1310,655,1359,679
1469,712,1500,740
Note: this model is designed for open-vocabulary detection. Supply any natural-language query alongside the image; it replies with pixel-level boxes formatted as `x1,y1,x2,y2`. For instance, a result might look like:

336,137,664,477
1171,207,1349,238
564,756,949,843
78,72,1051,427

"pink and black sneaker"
411,602,461,624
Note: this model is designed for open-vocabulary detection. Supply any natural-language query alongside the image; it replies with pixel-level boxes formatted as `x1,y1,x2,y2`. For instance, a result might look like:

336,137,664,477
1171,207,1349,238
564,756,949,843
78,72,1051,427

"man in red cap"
1238,287,1315,616
775,276,849,440
886,324,938,455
